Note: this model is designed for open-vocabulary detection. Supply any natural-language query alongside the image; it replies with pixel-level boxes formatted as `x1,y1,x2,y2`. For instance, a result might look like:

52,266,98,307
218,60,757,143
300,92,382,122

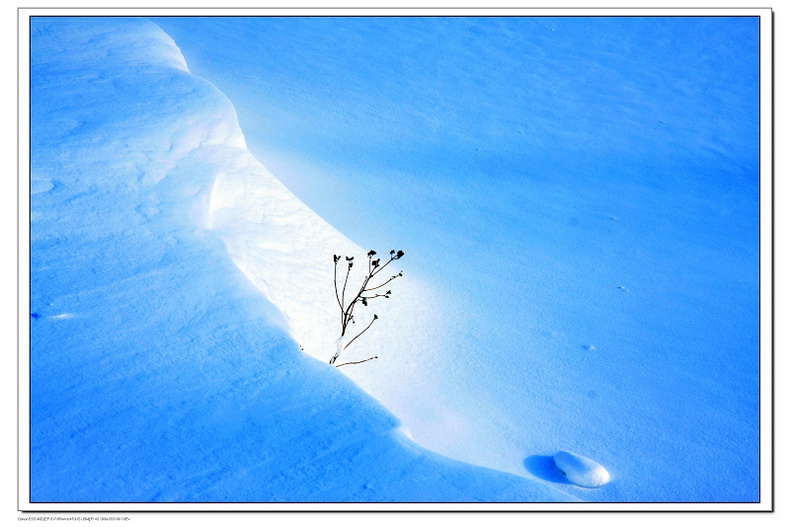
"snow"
27,14,762,505
553,451,611,488
204,92,448,450
153,15,761,502
29,16,577,504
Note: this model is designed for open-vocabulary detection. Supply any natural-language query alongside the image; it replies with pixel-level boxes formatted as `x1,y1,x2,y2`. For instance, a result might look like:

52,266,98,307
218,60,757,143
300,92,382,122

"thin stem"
360,293,389,301
344,316,377,350
340,264,352,333
333,259,343,314
370,257,395,278
366,274,401,291
335,356,379,368
344,273,372,326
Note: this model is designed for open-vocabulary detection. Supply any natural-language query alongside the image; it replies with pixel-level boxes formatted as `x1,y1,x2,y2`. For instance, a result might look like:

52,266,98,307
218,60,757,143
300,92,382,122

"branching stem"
331,250,404,365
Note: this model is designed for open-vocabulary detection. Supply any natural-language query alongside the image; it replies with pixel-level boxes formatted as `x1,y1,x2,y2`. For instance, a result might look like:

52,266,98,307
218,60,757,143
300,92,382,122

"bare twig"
336,356,379,368
340,264,352,324
344,315,378,351
333,257,344,326
366,273,402,291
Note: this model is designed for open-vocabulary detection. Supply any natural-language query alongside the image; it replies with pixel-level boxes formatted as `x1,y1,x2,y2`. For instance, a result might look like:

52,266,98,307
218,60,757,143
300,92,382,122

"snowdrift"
29,16,572,503
153,15,760,502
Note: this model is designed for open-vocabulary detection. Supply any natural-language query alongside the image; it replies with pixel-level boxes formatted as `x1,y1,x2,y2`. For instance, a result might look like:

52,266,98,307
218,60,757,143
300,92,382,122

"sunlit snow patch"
204,99,447,448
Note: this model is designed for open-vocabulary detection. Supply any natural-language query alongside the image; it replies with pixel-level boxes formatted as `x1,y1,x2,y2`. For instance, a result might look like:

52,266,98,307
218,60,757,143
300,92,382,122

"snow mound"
553,451,611,488
29,16,575,503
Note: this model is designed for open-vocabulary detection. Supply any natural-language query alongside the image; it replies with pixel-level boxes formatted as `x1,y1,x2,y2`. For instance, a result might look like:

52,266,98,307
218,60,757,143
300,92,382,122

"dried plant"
329,249,404,367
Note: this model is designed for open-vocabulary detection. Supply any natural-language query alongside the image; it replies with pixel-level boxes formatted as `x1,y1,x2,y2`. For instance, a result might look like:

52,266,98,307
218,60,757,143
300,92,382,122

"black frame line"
19,7,774,513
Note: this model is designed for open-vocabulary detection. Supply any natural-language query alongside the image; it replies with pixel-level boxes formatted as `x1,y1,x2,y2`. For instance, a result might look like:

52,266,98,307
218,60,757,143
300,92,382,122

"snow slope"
29,17,573,503
154,15,761,502
206,125,449,436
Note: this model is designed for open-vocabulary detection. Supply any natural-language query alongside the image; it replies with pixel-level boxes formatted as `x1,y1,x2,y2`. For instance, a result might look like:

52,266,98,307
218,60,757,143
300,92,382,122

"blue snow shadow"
524,455,572,485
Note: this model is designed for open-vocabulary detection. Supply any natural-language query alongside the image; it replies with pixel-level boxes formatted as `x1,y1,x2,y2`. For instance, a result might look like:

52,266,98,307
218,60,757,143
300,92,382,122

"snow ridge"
30,16,581,503
155,23,450,455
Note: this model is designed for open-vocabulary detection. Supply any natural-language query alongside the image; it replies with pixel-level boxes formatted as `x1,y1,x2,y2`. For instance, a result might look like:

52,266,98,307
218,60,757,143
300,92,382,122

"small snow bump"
617,286,629,292
582,344,596,351
397,425,414,440
553,451,611,488
31,312,76,320
49,313,76,320
31,179,55,195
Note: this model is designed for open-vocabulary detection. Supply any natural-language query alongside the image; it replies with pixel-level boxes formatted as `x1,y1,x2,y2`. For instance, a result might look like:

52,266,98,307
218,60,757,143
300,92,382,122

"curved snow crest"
35,17,191,74
127,23,447,424
205,107,445,415
31,17,577,504
132,19,191,73
31,17,247,195
131,18,249,155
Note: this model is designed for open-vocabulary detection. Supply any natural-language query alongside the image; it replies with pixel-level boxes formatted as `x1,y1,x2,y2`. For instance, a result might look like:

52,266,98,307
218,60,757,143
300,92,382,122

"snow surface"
29,15,761,503
153,15,761,502
29,16,574,503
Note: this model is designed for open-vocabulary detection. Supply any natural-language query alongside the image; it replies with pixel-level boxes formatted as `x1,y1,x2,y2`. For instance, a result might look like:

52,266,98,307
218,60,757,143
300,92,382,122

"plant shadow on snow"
523,455,573,485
